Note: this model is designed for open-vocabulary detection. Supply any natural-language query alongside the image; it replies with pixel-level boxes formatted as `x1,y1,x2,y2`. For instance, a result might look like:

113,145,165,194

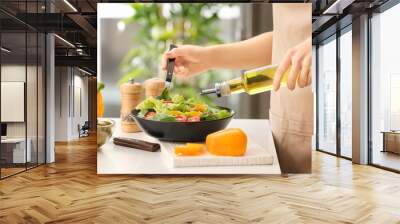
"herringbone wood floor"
1,135,400,224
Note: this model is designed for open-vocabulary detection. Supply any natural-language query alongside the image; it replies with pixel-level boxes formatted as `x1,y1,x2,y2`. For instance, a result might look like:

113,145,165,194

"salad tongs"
165,44,178,89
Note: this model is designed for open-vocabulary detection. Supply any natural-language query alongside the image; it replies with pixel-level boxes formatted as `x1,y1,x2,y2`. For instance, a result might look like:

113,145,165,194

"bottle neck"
226,77,245,95
214,82,230,97
213,77,244,97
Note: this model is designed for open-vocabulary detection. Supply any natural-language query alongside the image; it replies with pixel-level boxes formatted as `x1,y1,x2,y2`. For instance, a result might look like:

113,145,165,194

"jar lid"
120,81,142,93
144,78,165,89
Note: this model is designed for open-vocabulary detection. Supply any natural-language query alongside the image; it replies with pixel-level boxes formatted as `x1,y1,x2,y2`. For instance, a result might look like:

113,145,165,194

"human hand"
273,37,312,91
161,45,210,77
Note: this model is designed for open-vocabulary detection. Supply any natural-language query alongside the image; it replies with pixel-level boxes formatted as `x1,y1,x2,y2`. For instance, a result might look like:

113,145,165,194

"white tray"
162,141,273,167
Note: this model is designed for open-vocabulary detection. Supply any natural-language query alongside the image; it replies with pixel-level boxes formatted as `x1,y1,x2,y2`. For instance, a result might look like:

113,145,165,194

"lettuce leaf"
152,113,176,121
172,94,185,104
216,109,231,119
136,97,163,113
157,88,171,100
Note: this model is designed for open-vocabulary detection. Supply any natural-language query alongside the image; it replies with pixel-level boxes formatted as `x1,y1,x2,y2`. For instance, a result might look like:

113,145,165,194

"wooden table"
381,131,400,154
97,119,281,175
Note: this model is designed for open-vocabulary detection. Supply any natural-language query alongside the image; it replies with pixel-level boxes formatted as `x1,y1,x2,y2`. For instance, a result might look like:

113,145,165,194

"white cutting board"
161,141,274,168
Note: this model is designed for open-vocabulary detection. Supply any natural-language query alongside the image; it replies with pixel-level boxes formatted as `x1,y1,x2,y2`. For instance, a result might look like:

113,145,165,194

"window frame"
314,24,352,161
367,0,400,173
314,0,400,173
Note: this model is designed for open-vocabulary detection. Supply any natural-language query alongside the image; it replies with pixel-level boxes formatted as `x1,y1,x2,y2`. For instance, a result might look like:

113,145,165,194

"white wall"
55,67,69,141
72,74,89,138
55,67,89,141
1,65,26,136
1,65,39,138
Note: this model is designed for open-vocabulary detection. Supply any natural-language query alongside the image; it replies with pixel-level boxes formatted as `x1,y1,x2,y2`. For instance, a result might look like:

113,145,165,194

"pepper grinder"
120,78,142,133
144,77,165,98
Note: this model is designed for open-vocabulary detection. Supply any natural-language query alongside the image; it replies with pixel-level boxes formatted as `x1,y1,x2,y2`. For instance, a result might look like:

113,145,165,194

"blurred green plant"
119,3,235,100
97,82,105,92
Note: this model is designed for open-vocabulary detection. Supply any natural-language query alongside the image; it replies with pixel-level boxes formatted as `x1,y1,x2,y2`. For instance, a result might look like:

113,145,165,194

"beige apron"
271,4,313,173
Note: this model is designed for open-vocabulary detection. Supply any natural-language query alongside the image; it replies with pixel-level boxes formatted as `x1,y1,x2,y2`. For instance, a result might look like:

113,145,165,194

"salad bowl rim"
132,106,235,124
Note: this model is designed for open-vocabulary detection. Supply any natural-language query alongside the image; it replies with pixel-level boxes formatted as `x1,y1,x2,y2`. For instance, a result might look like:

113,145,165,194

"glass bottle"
201,64,289,97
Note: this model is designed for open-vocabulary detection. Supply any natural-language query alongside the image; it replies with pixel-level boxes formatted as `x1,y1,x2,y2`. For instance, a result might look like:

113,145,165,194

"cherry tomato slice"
175,115,187,122
187,116,200,122
144,111,156,119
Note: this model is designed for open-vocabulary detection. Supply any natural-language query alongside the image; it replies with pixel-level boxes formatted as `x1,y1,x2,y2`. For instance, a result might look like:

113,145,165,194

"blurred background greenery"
99,3,273,118
119,3,236,100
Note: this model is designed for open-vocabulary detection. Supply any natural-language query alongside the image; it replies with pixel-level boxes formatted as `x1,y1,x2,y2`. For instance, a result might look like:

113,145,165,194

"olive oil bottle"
201,64,289,97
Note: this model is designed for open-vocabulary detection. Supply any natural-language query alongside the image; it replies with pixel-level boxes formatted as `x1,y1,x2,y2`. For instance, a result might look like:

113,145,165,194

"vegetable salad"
136,89,231,122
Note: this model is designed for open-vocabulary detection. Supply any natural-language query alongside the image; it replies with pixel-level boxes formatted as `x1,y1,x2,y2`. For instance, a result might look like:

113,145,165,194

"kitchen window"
370,2,400,172
315,24,353,159
339,27,352,159
317,36,337,155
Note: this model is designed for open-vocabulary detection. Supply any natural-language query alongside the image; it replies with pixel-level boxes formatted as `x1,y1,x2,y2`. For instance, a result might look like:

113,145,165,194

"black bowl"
132,107,234,142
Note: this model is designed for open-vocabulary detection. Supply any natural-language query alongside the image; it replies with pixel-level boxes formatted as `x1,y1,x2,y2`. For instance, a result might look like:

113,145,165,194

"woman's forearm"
205,32,273,70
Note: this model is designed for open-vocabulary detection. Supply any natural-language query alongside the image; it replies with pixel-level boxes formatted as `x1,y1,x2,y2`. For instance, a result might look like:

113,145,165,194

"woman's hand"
161,45,210,77
273,37,312,91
